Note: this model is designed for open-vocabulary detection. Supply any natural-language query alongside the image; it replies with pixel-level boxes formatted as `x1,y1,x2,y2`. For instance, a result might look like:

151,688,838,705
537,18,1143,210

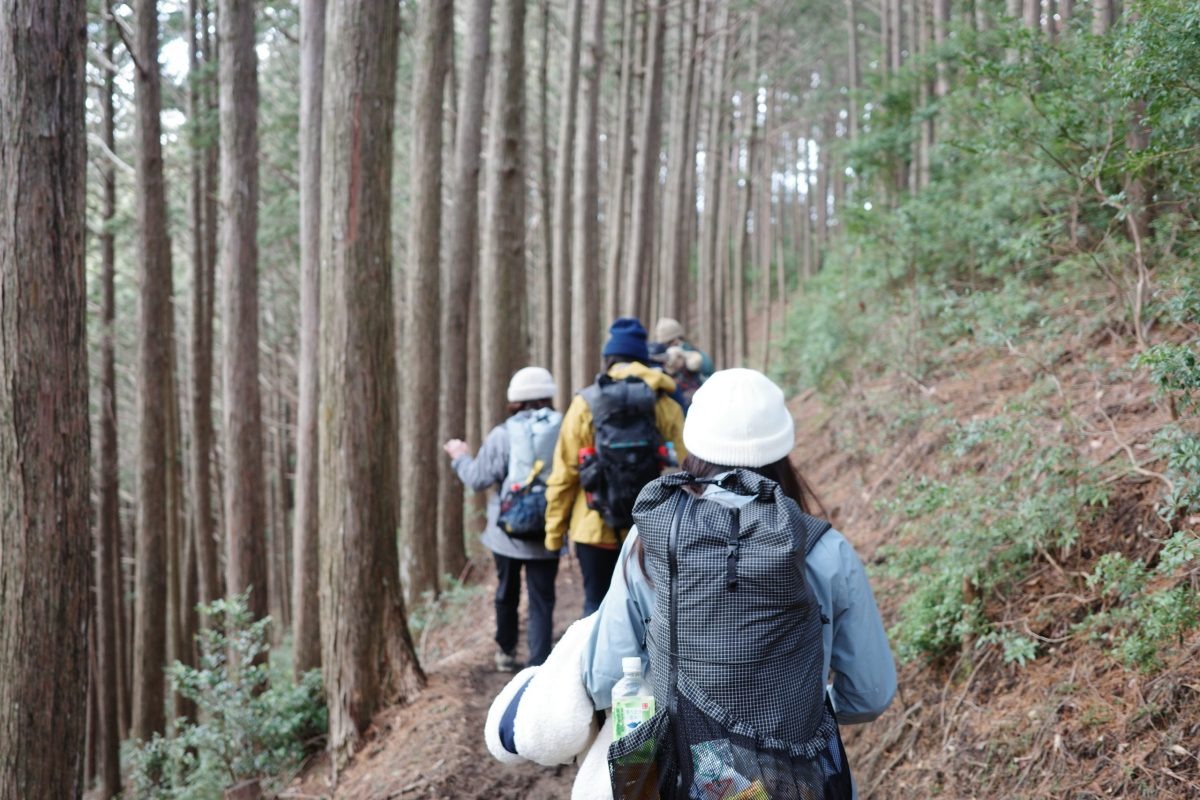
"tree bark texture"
219,0,269,626
604,0,637,322
166,357,195,723
319,0,425,765
403,0,453,603
659,0,701,323
293,0,326,679
536,0,553,367
95,11,122,795
440,0,494,581
571,0,608,392
623,0,667,322
1092,0,1110,35
551,0,584,406
0,2,91,797
131,0,173,742
698,2,730,355
846,0,860,139
481,0,529,432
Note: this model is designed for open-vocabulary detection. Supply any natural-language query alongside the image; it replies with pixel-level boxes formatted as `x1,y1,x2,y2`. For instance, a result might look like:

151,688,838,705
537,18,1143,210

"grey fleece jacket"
451,416,560,561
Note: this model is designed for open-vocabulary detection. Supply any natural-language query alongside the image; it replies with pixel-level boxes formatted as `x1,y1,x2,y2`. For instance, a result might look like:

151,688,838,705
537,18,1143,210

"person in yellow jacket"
544,317,686,615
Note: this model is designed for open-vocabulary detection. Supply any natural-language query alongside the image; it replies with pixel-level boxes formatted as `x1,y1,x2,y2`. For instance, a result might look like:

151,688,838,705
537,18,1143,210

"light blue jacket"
579,486,897,723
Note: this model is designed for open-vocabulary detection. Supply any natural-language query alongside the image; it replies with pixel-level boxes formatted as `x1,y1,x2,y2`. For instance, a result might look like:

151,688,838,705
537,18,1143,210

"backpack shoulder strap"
799,512,833,554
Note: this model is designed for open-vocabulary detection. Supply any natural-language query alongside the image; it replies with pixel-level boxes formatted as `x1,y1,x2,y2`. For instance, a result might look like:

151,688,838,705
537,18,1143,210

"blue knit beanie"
602,317,650,363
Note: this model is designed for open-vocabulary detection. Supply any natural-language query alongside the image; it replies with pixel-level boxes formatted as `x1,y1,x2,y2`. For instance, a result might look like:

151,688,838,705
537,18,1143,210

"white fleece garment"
572,714,615,800
512,614,599,766
483,665,538,766
484,614,600,768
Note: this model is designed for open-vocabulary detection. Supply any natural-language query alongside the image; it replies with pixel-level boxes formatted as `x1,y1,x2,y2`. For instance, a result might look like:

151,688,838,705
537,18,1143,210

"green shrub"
1085,535,1200,671
127,593,326,799
878,395,1105,664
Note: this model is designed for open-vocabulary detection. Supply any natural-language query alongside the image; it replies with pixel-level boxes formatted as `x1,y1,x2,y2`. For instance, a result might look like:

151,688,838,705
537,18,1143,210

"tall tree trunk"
96,11,122,796
623,0,667,322
536,0,553,366
698,1,730,354
189,0,220,613
266,344,291,637
131,0,173,742
552,0,584,406
975,0,990,31
572,0,608,391
659,0,701,322
714,126,736,365
165,357,194,723
482,0,529,431
815,117,830,263
219,0,269,628
292,0,325,680
440,0,494,582
1023,0,1039,30
0,1,91,796
200,0,223,608
934,0,949,97
889,0,902,73
1092,0,1110,35
604,0,637,321
402,0,453,603
918,0,933,189
1059,0,1073,30
846,0,861,140
320,0,425,765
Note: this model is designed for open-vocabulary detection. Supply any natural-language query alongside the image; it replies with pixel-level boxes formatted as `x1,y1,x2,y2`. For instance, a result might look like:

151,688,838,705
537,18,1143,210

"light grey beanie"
507,366,557,403
682,368,795,467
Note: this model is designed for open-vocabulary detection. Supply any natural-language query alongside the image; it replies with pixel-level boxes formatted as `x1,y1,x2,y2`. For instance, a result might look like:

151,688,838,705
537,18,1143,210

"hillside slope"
799,323,1200,798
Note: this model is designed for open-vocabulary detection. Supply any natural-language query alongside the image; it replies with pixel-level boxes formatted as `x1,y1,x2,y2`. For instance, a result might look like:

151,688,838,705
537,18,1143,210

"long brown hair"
678,454,825,517
628,454,826,585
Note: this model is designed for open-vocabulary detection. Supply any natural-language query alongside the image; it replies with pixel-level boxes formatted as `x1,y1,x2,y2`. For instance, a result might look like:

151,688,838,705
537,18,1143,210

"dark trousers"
575,541,621,617
493,554,559,667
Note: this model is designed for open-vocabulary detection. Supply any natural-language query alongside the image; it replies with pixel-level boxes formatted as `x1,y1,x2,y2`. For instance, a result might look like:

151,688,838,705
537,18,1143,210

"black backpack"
578,374,665,531
608,470,852,800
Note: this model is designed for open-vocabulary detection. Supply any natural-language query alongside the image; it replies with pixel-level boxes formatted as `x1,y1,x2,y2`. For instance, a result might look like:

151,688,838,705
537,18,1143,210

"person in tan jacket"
544,317,686,615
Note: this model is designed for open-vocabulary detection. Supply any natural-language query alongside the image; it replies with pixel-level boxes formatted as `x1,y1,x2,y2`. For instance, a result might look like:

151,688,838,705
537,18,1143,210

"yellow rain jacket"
544,362,687,551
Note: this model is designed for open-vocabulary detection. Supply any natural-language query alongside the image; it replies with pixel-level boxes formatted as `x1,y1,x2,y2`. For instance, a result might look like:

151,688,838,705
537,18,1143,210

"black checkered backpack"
608,470,853,800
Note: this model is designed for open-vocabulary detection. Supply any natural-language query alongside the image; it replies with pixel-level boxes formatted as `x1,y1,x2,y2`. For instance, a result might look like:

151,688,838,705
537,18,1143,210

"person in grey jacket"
578,368,896,796
444,367,562,671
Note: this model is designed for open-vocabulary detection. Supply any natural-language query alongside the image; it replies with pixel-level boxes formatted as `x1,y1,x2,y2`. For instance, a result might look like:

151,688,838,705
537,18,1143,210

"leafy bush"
878,395,1106,664
1085,532,1200,671
127,593,326,799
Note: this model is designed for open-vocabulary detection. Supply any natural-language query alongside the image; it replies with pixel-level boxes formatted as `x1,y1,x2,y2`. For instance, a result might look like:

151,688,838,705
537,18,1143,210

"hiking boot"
494,650,519,673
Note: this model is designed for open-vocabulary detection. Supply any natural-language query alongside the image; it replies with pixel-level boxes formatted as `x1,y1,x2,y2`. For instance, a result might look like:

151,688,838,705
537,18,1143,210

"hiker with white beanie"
444,366,563,671
484,368,895,799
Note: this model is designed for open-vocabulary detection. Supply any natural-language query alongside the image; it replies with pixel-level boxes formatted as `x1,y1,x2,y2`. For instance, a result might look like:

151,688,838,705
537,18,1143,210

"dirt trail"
287,554,588,799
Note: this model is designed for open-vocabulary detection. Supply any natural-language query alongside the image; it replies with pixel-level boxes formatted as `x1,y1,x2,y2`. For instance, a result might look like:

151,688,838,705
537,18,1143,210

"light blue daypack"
498,408,562,538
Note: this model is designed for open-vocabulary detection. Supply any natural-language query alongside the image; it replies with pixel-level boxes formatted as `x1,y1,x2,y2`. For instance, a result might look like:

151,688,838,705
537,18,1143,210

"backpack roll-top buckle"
725,509,741,591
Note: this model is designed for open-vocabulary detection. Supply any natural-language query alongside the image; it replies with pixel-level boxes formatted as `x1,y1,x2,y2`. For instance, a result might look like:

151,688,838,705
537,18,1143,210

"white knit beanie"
682,368,795,467
653,317,686,343
507,366,557,403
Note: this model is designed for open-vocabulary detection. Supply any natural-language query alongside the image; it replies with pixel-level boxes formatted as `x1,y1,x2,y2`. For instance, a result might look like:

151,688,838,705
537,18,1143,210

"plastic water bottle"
611,657,655,740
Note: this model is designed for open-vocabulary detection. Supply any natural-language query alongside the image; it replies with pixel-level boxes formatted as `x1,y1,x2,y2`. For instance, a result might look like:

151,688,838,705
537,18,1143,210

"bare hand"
443,439,470,460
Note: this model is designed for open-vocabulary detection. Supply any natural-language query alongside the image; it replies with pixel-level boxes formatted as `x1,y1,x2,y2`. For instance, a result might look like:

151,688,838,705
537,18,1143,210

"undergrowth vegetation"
775,6,1200,677
128,594,326,799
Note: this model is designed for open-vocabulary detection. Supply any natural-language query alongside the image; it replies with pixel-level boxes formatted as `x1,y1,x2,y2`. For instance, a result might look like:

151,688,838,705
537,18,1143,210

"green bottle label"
613,695,656,740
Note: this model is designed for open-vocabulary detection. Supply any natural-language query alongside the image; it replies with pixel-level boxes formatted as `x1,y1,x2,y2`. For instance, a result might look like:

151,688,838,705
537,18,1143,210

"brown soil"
285,558,587,799
289,315,1199,799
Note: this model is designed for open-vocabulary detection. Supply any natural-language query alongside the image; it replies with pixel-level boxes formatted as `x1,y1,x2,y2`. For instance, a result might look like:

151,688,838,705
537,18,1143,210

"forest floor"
288,323,1199,799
